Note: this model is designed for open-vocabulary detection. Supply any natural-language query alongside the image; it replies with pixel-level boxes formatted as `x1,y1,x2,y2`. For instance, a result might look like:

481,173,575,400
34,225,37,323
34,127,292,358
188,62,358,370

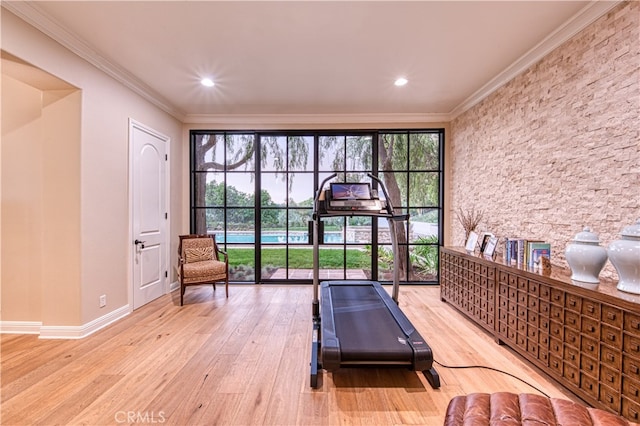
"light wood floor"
1,285,579,425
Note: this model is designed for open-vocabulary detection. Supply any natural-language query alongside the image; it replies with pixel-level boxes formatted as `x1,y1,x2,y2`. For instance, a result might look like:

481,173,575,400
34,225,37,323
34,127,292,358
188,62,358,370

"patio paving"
269,268,367,280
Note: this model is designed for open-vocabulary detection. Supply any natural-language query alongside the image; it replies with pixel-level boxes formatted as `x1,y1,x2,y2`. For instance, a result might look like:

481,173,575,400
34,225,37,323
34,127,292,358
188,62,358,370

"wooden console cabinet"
440,247,640,422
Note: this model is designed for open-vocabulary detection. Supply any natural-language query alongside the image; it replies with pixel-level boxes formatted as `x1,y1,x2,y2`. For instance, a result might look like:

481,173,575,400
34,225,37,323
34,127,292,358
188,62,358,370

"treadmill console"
321,182,386,213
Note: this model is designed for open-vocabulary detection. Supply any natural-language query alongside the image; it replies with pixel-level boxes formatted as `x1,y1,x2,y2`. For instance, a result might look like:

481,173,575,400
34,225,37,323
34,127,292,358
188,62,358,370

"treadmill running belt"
330,284,413,363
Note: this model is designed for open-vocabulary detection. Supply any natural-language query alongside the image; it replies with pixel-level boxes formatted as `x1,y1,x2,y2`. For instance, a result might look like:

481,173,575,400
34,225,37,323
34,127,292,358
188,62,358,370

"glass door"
259,135,315,281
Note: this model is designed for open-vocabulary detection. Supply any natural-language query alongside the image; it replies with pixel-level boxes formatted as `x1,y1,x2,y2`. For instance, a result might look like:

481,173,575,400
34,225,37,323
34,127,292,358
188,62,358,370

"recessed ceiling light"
201,77,215,87
394,77,408,87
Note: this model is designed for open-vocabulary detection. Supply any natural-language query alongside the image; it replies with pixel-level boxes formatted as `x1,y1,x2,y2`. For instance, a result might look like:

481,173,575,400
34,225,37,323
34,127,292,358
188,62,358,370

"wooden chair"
177,234,228,305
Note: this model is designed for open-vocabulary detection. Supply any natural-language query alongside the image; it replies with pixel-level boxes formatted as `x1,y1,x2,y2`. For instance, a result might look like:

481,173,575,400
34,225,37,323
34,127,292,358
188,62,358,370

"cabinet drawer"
564,345,580,367
603,305,623,328
599,384,621,413
517,276,528,290
623,354,640,376
600,363,621,389
622,397,640,423
528,279,540,295
564,328,579,348
564,363,580,386
580,373,599,399
527,324,538,341
498,283,509,297
582,316,600,338
626,312,640,335
581,353,598,378
581,335,599,358
539,332,549,347
582,299,601,318
539,316,550,333
602,323,622,347
550,337,563,356
550,305,563,321
487,267,496,280
565,310,580,330
539,300,550,316
539,284,551,300
517,305,527,320
550,321,563,340
622,375,640,400
551,288,564,304
498,308,508,322
601,345,621,368
623,333,640,355
565,294,581,312
549,354,563,375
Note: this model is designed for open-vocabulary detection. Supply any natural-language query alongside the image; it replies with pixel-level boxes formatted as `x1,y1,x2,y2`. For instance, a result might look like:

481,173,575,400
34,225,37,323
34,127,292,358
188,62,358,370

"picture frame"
465,231,479,253
483,236,499,259
479,232,494,253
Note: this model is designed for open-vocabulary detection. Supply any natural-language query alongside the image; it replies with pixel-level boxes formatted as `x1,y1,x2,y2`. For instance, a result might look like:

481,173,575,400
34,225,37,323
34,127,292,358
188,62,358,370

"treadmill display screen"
330,183,372,200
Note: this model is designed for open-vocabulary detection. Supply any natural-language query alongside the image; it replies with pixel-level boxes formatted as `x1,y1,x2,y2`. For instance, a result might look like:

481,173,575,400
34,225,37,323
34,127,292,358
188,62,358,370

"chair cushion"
182,260,226,284
184,246,214,263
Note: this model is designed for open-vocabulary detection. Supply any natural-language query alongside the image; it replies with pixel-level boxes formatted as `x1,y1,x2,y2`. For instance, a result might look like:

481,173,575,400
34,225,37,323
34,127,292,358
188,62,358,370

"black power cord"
433,359,551,398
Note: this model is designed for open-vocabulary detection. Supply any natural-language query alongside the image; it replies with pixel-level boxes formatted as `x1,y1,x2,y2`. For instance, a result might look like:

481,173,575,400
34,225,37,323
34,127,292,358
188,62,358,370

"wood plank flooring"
1,285,579,425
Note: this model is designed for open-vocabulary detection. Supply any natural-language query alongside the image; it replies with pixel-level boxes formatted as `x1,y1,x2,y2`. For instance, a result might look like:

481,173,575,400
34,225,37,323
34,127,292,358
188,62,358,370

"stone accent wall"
450,1,639,278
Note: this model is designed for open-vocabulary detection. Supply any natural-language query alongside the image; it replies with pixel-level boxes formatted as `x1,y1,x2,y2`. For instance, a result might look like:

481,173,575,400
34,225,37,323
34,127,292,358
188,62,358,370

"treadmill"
310,173,440,389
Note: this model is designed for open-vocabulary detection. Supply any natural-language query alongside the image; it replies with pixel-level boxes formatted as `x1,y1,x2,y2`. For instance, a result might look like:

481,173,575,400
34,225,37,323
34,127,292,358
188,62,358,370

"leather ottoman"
444,392,639,426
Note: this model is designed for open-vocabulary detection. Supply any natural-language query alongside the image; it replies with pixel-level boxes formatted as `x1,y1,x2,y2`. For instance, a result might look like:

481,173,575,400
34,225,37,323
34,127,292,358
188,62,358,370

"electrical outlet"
99,294,107,308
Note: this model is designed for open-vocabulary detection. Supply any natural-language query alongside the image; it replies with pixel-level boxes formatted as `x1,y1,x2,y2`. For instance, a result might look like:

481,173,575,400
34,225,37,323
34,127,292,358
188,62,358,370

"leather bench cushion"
444,392,638,426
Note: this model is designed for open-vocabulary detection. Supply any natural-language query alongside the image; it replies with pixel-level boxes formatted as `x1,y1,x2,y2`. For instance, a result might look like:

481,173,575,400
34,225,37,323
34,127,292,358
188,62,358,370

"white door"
131,120,168,309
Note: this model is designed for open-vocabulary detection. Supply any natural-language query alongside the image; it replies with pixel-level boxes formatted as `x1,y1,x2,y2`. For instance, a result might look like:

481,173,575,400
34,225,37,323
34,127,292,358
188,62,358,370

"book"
529,243,551,269
525,240,545,267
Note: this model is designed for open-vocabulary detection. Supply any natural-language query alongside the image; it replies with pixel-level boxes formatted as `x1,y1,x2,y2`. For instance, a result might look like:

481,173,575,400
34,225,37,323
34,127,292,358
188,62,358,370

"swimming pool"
216,232,343,244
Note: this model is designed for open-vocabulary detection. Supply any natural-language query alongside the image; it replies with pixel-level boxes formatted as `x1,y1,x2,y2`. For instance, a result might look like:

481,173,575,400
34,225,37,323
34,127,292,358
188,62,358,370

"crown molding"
183,112,451,127
449,0,622,119
2,1,186,122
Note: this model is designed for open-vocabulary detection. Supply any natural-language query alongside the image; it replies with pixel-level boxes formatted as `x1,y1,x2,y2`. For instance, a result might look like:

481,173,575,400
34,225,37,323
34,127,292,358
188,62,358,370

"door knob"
134,239,146,249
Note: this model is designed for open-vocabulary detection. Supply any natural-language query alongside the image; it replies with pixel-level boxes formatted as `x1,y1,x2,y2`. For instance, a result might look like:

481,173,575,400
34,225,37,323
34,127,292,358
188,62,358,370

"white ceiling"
3,1,620,123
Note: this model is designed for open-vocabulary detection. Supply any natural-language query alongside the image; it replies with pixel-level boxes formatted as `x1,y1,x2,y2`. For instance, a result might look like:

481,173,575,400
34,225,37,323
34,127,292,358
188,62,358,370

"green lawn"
227,247,371,268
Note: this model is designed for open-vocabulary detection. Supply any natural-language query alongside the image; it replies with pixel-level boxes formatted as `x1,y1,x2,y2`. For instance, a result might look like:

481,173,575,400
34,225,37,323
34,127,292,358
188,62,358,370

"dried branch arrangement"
456,207,484,240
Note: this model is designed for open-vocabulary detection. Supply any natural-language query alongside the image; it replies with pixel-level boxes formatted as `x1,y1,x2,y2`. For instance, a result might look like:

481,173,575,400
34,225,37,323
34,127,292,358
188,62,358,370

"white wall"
1,10,184,335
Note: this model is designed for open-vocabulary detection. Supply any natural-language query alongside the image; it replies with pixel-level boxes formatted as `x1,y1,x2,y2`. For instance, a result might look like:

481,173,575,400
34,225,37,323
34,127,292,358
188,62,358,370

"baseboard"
39,304,131,339
0,304,131,339
0,321,42,335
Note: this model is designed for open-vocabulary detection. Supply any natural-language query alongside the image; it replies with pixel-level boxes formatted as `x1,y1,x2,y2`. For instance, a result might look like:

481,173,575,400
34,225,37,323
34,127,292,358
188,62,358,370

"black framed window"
190,129,444,284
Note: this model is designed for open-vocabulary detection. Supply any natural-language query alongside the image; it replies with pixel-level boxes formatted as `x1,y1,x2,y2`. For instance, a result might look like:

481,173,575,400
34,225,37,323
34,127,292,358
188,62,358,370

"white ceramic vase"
608,219,640,294
565,227,608,284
